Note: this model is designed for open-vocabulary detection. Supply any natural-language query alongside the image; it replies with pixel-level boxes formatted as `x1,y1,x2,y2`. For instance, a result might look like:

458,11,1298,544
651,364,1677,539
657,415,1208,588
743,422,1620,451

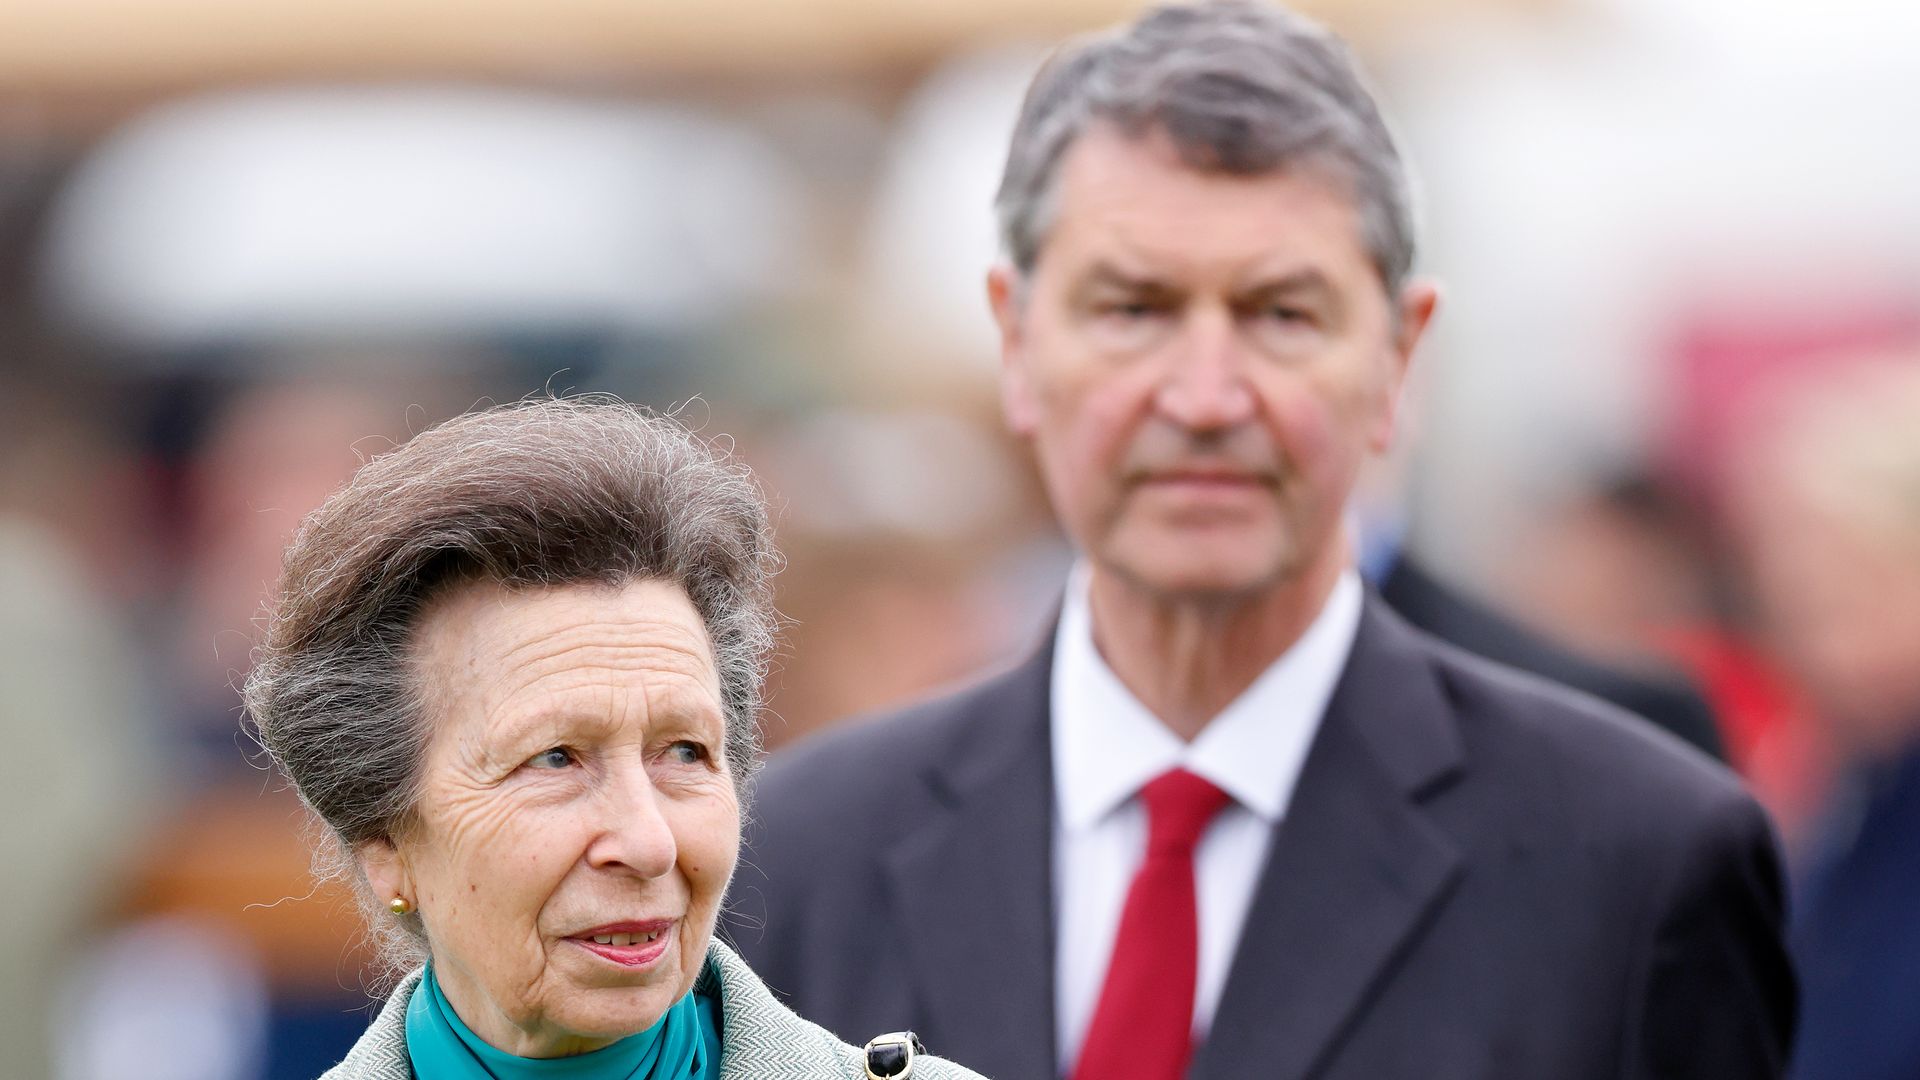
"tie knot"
1140,768,1232,852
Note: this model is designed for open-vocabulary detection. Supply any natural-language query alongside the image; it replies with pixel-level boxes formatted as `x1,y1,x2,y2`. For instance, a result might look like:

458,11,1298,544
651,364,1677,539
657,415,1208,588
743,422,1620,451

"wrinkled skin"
360,578,739,1057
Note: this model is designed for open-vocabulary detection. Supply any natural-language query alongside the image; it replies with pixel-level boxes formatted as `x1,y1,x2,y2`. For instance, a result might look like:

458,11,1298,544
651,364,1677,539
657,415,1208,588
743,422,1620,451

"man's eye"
1264,305,1309,324
528,747,576,769
1103,299,1162,319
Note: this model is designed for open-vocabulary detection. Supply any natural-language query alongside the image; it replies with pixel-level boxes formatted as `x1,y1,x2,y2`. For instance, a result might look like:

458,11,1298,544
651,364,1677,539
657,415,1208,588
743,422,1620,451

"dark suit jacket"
1379,555,1725,760
726,596,1794,1080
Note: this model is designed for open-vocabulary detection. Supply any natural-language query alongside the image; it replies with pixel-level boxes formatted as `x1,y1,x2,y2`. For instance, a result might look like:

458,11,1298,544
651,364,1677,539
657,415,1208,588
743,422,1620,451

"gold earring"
390,896,412,916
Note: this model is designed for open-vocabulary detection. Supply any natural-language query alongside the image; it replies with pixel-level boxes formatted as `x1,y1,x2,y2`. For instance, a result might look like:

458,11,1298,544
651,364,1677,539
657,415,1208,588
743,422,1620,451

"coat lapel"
320,970,419,1080
883,643,1058,1080
1192,598,1466,1080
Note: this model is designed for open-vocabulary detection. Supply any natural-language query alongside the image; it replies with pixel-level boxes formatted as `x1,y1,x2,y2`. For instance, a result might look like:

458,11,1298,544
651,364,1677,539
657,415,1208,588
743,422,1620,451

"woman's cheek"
680,795,742,900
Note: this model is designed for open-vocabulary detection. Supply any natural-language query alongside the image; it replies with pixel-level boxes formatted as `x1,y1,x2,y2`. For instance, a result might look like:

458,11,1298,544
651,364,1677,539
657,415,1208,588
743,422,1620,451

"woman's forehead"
411,578,724,725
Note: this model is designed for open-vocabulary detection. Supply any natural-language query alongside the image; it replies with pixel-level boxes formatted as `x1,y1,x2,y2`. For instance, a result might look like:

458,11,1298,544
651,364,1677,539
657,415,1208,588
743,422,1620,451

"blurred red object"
1663,299,1920,503
1659,626,1829,845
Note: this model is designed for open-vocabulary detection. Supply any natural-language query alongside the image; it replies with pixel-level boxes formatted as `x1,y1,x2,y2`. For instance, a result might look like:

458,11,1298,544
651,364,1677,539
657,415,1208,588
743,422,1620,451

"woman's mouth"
569,920,674,967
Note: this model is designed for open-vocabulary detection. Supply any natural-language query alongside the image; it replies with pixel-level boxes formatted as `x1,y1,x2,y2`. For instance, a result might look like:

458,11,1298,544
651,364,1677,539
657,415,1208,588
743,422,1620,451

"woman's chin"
535,987,686,1051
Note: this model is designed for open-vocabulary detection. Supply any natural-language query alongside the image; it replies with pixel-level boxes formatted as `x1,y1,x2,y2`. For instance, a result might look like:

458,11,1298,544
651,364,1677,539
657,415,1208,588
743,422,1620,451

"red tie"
1072,768,1233,1080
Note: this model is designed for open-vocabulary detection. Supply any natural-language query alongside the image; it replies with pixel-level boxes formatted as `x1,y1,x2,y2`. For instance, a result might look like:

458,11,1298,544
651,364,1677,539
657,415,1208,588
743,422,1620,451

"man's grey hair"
995,0,1416,293
242,396,778,978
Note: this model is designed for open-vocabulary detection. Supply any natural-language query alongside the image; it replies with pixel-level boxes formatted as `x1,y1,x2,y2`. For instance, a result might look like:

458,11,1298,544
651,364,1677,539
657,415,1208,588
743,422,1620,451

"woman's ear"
358,837,412,908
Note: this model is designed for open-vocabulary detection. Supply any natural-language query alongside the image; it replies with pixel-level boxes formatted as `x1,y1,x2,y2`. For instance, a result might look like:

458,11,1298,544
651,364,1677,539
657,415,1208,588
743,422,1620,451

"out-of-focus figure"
0,522,158,1080
1727,357,1920,1080
0,389,162,1079
1492,467,1823,828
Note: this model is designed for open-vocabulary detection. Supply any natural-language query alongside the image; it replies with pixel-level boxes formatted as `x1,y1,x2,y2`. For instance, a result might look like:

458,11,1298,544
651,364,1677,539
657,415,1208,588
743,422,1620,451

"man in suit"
727,2,1794,1077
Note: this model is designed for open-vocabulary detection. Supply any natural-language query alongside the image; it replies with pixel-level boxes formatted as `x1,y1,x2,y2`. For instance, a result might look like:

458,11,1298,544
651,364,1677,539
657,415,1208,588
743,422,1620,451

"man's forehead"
1040,124,1373,279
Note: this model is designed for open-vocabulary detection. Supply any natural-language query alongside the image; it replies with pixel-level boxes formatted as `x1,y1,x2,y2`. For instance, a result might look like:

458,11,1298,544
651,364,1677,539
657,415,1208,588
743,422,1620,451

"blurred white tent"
854,45,1046,382
41,85,808,356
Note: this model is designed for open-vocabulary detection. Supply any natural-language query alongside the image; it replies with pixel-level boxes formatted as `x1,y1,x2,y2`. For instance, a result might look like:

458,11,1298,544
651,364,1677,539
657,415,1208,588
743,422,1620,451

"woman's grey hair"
995,0,1417,293
242,396,778,976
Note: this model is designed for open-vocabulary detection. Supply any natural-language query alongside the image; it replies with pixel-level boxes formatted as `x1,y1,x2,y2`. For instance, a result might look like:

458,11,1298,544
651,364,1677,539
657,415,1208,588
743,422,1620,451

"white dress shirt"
1050,565,1364,1076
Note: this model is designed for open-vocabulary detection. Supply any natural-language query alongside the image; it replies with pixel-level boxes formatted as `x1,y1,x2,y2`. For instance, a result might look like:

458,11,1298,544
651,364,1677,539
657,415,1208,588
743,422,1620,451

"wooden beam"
0,0,1551,94
0,0,1143,91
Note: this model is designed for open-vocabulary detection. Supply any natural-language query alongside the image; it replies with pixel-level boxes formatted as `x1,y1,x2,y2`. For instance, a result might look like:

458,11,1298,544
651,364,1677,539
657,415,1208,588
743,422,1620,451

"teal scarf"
405,965,722,1079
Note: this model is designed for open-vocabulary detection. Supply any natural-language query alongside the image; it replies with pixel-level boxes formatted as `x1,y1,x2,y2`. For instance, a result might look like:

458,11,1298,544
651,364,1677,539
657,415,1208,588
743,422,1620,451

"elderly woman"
245,398,984,1080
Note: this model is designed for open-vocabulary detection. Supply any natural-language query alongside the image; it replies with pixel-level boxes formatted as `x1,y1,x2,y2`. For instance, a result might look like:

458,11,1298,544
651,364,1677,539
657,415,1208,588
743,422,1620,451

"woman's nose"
584,763,678,878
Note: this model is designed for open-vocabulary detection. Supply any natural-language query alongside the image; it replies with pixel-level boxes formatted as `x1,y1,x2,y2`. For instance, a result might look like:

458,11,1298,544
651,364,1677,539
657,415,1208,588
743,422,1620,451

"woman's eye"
666,740,709,766
528,746,576,770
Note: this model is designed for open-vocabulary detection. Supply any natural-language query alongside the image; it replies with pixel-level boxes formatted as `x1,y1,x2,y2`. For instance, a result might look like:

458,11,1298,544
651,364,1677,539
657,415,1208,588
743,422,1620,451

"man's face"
991,125,1434,603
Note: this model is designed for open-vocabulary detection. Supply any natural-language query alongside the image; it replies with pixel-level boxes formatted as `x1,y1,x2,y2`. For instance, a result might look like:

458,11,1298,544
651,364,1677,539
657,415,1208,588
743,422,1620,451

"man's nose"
1154,309,1256,431
586,762,678,878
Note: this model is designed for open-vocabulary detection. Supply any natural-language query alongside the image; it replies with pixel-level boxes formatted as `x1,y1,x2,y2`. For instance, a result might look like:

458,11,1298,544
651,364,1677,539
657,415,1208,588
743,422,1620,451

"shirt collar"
1051,563,1364,832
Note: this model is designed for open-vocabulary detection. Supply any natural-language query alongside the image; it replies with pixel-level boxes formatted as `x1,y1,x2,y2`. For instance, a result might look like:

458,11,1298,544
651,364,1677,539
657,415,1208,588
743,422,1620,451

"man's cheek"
1267,394,1337,473
1078,383,1151,460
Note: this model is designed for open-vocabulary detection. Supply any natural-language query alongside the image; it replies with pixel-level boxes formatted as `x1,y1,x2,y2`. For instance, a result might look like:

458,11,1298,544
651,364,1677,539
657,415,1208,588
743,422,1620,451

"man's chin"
1101,549,1300,605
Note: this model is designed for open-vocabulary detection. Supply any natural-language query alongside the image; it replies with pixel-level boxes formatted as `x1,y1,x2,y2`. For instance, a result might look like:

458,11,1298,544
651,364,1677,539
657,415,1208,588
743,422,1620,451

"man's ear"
1393,278,1440,366
358,837,412,909
1371,277,1440,453
988,264,1039,436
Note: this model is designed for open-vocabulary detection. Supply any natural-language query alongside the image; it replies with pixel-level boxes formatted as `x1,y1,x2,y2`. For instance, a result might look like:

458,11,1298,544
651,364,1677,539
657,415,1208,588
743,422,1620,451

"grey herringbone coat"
319,940,988,1079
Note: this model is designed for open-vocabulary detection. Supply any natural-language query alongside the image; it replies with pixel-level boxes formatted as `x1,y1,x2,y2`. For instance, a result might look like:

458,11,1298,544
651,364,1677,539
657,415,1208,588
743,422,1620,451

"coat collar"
699,939,878,1079
1190,595,1466,1080
321,940,986,1080
320,969,420,1080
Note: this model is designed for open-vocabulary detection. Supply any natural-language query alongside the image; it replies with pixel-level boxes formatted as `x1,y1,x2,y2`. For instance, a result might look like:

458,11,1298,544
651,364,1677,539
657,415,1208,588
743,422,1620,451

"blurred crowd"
2,0,1918,1076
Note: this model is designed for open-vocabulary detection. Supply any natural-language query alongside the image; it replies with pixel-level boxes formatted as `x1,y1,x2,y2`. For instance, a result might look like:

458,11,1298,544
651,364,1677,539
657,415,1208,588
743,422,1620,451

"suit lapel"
884,643,1058,1080
1193,598,1466,1080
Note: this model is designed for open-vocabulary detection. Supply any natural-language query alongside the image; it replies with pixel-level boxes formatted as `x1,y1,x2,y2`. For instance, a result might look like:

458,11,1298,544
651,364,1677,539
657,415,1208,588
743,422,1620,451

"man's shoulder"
1412,625,1762,838
1379,556,1723,757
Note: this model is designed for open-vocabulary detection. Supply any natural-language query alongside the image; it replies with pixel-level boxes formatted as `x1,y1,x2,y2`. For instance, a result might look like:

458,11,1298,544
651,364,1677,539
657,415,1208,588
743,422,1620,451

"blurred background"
2,0,1918,1076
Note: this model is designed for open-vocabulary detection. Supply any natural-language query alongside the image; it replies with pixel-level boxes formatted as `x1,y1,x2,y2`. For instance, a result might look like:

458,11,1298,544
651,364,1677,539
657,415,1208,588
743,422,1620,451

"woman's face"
360,577,740,1057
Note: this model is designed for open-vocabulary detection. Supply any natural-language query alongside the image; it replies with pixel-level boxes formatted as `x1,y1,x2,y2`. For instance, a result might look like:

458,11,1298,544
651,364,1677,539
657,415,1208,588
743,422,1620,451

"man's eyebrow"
1078,260,1178,294
1236,267,1336,303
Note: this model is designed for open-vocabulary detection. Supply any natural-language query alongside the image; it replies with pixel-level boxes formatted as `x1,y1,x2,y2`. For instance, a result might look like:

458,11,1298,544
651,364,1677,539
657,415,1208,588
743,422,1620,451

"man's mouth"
1136,469,1272,490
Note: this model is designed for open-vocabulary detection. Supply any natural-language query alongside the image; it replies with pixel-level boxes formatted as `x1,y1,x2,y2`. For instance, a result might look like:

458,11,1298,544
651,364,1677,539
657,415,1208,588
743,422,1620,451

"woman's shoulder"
703,940,990,1080
318,969,422,1080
